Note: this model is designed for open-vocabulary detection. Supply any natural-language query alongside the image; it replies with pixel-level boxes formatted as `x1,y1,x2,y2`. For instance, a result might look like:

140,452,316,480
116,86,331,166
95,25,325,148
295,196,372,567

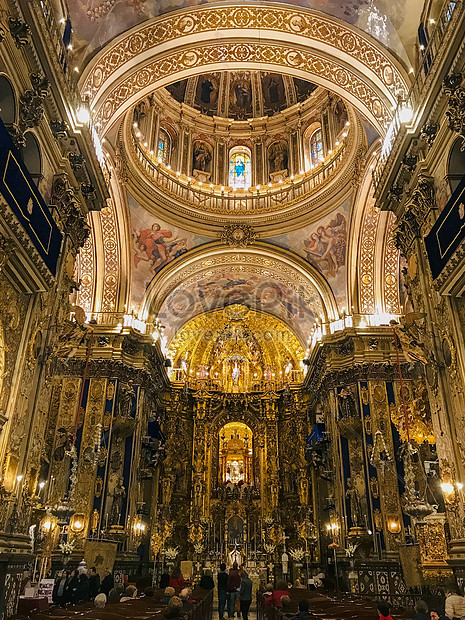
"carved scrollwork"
7,18,30,47
51,175,90,249
443,72,465,151
221,224,257,248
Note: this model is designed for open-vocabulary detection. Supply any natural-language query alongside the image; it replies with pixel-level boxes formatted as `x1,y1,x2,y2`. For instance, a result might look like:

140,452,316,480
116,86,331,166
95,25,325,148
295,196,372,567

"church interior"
1,0,465,617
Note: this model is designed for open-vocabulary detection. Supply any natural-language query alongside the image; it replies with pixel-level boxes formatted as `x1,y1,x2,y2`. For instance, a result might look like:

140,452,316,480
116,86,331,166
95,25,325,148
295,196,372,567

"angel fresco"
303,212,346,278
133,222,187,274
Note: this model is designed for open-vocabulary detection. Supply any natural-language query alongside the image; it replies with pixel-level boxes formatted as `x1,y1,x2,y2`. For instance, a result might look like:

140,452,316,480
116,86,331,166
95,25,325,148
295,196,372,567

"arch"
447,137,465,193
21,132,42,185
229,146,252,189
0,75,16,125
139,241,339,347
80,4,409,136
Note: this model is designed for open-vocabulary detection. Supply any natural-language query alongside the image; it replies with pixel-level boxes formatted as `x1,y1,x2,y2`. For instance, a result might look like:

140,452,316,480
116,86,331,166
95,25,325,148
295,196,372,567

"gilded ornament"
221,224,257,248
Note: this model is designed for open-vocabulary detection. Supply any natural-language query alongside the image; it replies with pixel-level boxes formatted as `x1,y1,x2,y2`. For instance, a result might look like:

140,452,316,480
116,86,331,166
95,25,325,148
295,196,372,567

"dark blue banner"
0,118,62,275
425,174,465,279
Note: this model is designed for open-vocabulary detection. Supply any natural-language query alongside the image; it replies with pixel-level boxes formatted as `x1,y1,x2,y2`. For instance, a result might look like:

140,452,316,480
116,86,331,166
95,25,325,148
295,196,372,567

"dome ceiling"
165,72,318,120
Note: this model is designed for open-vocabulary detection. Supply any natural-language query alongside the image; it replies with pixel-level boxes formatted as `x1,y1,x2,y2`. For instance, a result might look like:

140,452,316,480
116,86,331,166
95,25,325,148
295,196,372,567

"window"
21,132,42,186
310,129,324,168
157,128,171,164
229,146,252,189
0,76,16,125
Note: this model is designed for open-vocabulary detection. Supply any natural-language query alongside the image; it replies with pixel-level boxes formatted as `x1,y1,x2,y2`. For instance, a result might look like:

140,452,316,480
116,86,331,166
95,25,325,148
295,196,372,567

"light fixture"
74,67,79,73
70,513,86,533
457,482,463,490
419,44,425,51
76,106,90,124
387,519,401,534
39,481,46,489
399,105,413,123
16,475,23,482
409,67,414,74
67,44,73,51
441,481,454,494
429,18,435,24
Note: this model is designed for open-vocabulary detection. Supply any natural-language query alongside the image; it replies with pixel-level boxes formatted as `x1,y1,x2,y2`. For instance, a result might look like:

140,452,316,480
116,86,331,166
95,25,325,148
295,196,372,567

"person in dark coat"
377,601,394,620
160,573,171,589
64,570,78,605
294,599,310,619
414,601,430,620
239,571,253,620
99,569,114,596
88,567,100,600
199,570,215,590
218,563,229,619
53,570,69,606
73,573,90,603
227,562,241,618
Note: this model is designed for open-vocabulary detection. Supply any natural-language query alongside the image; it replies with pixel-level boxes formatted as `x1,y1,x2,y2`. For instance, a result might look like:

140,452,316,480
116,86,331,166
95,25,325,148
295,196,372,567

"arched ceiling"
80,4,410,136
69,0,422,65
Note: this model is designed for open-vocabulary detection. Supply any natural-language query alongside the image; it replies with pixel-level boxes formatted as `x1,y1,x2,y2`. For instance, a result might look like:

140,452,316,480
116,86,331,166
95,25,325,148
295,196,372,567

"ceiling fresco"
157,265,324,345
67,0,421,64
267,200,350,310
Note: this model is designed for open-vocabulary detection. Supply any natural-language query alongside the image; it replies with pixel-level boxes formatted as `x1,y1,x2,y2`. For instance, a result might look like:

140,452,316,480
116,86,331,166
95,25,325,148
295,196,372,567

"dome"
165,71,318,120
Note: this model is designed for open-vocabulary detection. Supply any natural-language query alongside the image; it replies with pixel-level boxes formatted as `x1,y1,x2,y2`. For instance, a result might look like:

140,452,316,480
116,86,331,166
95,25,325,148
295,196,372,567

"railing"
168,369,305,389
129,127,350,215
80,311,155,336
373,0,461,195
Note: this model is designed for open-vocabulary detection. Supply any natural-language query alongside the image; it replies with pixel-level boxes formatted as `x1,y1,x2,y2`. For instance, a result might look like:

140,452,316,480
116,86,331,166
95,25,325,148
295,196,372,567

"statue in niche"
200,79,214,104
231,362,241,386
346,477,363,528
118,382,135,418
110,477,126,526
193,143,211,172
337,387,358,420
269,142,288,174
268,78,279,106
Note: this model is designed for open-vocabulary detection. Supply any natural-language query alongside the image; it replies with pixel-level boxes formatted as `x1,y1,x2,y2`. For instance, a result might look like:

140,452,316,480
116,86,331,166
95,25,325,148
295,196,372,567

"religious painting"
165,80,187,103
228,516,244,545
129,194,210,308
293,78,318,102
230,76,253,119
228,147,252,189
194,74,220,115
158,267,323,345
262,73,286,114
331,96,349,135
302,212,347,278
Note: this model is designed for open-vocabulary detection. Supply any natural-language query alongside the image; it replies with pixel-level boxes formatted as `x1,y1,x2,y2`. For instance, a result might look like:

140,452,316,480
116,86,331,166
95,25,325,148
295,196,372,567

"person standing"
88,567,100,600
217,563,228,619
239,571,252,620
227,562,241,618
99,569,114,596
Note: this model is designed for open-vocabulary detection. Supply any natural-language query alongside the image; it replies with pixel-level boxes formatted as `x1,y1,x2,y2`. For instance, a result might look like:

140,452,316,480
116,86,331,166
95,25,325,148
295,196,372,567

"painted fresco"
129,194,210,308
67,1,414,63
267,201,350,309
158,267,323,345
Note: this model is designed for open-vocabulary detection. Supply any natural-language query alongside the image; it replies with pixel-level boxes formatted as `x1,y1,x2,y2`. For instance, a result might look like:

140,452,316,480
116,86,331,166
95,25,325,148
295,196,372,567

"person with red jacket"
169,567,187,590
264,580,289,610
227,562,242,618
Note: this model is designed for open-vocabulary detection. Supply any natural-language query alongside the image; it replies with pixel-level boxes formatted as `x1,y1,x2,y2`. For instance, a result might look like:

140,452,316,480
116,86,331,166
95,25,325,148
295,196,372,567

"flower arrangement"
263,543,276,555
164,546,179,560
289,548,306,561
59,539,76,555
193,543,204,554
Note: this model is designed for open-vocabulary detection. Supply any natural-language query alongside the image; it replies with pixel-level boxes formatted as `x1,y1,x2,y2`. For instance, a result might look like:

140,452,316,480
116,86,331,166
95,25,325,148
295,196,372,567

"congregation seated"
120,585,137,602
162,595,184,618
281,595,292,612
93,593,107,609
265,580,290,610
294,598,310,619
160,586,176,604
143,586,155,597
169,567,188,590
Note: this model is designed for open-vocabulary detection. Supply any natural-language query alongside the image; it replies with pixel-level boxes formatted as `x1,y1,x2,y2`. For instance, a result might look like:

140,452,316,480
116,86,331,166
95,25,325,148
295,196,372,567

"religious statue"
162,472,175,505
390,313,429,366
281,550,289,575
346,477,363,529
110,478,126,526
118,381,135,418
193,143,211,172
232,362,241,385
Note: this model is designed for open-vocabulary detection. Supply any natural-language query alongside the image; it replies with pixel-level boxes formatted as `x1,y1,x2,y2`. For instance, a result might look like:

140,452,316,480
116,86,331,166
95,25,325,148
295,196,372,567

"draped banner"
84,540,117,577
0,117,62,275
425,175,465,280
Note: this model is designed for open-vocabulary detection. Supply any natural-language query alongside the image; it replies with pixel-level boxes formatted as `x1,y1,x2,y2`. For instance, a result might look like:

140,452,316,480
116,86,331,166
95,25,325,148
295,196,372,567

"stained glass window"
310,129,324,168
229,147,252,189
157,128,171,164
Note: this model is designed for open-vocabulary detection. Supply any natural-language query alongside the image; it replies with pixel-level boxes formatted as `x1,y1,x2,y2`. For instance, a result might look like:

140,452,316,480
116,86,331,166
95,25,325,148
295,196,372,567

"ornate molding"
7,18,30,48
51,175,90,250
443,72,465,151
220,224,257,248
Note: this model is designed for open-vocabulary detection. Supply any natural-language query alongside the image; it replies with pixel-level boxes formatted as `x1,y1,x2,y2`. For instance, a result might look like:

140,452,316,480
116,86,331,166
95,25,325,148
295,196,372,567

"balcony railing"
373,0,462,196
128,127,351,216
168,369,305,390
